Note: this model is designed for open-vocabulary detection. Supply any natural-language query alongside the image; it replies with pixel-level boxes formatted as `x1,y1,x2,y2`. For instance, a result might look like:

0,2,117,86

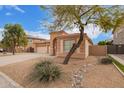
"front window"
64,40,75,52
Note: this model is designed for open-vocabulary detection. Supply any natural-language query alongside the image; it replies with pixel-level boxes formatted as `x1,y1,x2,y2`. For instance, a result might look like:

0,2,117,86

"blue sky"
0,5,113,44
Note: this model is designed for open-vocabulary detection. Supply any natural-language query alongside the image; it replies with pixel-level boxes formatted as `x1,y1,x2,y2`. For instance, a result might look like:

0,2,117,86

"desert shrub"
32,60,62,82
101,58,112,64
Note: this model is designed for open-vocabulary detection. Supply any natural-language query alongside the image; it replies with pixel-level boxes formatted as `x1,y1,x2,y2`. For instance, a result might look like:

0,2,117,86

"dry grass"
0,56,124,88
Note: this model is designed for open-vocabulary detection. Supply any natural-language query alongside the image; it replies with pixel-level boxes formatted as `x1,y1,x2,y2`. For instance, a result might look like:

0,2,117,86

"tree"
2,24,28,55
42,5,124,64
98,41,107,45
98,40,113,45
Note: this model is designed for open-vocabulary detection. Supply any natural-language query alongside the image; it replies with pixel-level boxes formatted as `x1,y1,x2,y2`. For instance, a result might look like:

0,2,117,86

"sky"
0,5,113,44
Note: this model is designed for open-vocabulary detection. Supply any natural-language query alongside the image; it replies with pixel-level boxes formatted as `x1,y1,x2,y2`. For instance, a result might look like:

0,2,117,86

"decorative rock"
71,70,83,88
71,63,96,88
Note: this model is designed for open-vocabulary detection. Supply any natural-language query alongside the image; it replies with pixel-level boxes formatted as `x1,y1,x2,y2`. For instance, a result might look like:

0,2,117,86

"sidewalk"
109,54,124,65
0,72,22,88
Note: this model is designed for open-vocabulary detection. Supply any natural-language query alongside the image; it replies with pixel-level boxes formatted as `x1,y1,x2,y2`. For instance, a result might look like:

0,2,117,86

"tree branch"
78,6,82,14
80,6,97,17
85,14,93,25
84,11,96,25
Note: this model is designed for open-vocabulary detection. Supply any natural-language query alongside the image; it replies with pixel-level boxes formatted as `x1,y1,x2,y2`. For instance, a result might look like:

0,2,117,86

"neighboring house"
34,39,50,54
113,26,124,44
25,35,50,53
15,35,50,53
108,27,124,54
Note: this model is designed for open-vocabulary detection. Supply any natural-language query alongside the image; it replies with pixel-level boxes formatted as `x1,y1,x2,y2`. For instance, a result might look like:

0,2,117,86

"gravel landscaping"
0,56,124,88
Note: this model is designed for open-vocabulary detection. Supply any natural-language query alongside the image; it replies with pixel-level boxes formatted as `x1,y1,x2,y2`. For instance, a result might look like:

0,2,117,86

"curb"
108,55,124,77
0,71,23,88
112,62,124,77
108,54,124,66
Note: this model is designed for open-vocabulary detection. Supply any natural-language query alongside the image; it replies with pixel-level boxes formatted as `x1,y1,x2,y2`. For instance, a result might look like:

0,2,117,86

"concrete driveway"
0,53,49,66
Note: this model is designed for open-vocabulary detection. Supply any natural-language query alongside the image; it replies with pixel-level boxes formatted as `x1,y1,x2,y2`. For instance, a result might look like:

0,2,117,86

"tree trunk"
12,43,16,55
63,27,84,64
12,46,15,55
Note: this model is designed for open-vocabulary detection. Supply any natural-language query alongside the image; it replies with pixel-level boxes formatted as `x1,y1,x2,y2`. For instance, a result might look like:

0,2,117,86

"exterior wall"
50,31,67,55
24,38,49,53
85,39,92,58
50,31,93,59
25,39,36,52
89,45,107,56
50,33,57,55
60,39,63,53
35,43,50,54
56,37,86,59
56,38,61,55
113,27,124,44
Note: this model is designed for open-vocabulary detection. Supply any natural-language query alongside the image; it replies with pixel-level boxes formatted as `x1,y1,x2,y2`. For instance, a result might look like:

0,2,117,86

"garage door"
37,47,47,54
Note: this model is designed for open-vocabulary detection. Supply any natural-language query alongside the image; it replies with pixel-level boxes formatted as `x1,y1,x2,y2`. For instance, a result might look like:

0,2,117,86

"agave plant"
32,60,62,82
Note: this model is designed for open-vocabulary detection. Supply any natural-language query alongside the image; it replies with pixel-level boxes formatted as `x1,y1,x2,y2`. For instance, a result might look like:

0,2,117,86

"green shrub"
101,58,112,64
32,60,62,82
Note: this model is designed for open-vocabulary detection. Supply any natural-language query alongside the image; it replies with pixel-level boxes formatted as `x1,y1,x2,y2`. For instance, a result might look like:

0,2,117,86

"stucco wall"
85,39,92,58
89,45,107,56
56,38,86,59
50,31,67,55
25,38,48,52
35,43,50,54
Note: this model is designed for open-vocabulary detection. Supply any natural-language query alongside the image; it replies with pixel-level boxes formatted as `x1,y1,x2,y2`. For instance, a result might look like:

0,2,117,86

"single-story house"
49,30,93,59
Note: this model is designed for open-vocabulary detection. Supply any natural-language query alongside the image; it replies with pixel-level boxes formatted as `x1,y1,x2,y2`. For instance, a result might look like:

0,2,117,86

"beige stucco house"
25,35,50,53
49,31,93,59
15,35,50,53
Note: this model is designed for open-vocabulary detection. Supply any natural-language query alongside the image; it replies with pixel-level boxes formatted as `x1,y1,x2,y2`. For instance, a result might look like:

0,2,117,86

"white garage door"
37,47,47,54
